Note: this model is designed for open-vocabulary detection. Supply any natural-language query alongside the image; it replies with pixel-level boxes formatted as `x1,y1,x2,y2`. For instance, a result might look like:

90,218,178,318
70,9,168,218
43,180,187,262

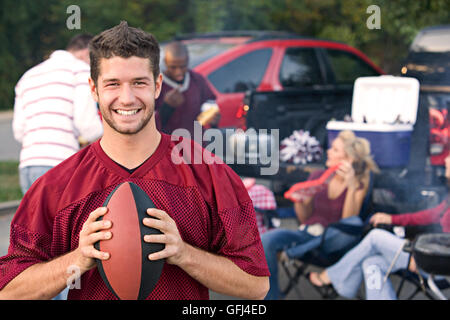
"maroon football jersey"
0,134,269,299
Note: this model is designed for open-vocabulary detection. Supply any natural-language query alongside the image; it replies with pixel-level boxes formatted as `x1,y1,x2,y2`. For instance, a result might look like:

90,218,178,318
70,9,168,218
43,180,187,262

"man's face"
89,56,162,135
164,52,188,82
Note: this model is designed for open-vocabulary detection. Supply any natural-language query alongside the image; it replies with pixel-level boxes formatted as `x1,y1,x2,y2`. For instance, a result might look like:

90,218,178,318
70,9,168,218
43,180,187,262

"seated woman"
309,154,450,300
262,130,379,300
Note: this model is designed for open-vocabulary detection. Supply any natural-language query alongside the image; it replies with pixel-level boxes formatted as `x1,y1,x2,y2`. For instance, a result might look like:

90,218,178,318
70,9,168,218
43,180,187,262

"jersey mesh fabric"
59,183,210,300
1,159,268,299
0,223,52,289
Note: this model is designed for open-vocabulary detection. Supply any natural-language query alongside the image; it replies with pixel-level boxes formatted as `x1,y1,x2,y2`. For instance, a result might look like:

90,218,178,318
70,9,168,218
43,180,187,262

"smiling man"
0,21,269,300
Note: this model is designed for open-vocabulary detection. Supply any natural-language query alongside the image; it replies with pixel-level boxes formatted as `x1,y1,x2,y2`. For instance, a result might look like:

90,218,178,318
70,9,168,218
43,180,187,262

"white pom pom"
280,130,323,164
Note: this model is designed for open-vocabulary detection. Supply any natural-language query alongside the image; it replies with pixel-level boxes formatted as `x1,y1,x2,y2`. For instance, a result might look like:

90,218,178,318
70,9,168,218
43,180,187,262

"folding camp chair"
392,263,450,300
279,173,374,299
387,226,450,300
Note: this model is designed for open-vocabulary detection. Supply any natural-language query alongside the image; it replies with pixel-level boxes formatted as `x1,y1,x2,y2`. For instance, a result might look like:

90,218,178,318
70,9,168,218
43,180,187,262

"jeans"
19,165,53,195
53,287,69,300
19,165,68,300
261,216,363,300
327,228,410,300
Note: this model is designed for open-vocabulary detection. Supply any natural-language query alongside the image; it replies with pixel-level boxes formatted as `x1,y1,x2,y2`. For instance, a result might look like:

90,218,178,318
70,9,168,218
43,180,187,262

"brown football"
95,182,165,300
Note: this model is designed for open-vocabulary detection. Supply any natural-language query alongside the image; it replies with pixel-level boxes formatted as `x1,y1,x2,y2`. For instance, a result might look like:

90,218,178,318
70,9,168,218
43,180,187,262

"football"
94,181,165,300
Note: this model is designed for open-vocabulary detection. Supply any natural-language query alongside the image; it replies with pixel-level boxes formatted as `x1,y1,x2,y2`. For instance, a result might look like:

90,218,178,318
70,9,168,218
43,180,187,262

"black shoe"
306,272,338,299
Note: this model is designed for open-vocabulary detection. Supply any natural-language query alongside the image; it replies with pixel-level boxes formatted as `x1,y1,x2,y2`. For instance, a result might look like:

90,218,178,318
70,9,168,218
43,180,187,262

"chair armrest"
404,224,442,239
373,223,442,240
318,223,364,249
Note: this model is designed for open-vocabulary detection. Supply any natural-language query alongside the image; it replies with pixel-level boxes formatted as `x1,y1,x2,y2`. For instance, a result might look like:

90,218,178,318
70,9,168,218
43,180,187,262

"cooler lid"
326,120,413,132
351,76,420,125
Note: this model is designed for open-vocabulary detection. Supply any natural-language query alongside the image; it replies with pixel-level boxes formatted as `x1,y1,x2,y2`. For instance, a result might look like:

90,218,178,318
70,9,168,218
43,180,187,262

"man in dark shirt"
155,41,220,137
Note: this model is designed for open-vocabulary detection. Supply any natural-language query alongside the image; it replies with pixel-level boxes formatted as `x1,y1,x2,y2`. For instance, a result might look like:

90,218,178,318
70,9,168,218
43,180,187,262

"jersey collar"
92,133,170,178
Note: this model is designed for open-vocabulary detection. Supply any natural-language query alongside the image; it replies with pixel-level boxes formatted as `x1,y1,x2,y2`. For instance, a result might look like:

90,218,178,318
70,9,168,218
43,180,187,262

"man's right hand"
75,207,112,273
164,88,184,108
369,212,393,226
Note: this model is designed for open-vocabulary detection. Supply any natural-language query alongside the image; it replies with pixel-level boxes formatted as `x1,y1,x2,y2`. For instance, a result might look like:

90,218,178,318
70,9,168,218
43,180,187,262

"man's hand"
369,212,393,226
142,208,187,266
75,207,112,272
142,208,268,299
209,111,221,127
164,88,184,108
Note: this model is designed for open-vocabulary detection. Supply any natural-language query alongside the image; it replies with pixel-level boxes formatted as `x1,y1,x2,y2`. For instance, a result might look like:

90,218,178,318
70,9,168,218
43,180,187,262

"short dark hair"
66,33,93,51
89,21,160,84
164,41,189,59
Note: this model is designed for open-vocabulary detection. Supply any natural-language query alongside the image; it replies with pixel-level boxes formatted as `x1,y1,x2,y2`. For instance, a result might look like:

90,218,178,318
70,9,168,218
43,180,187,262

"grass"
0,161,22,202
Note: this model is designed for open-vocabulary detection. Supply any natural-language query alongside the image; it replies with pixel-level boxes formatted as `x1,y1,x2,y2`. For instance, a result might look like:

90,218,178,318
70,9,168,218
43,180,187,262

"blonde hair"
337,130,380,177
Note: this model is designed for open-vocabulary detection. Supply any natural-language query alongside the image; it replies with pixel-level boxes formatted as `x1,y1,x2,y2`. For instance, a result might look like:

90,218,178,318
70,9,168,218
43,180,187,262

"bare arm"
0,207,112,300
293,196,314,224
0,250,80,300
337,161,368,219
341,183,367,219
143,208,269,300
170,243,268,299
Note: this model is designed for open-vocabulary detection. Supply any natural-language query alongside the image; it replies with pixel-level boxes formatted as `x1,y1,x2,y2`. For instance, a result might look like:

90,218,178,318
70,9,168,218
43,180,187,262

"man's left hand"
143,208,187,266
209,111,221,127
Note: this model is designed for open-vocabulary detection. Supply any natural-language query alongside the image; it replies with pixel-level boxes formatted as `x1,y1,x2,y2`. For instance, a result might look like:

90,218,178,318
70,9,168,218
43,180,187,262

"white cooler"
326,76,420,168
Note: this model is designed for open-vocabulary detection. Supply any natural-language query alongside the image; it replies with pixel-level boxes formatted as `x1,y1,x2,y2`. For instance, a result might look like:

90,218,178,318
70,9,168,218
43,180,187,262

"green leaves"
1,0,449,110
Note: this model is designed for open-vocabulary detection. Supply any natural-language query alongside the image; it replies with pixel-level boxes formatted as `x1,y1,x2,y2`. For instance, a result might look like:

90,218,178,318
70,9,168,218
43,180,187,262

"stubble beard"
99,99,154,135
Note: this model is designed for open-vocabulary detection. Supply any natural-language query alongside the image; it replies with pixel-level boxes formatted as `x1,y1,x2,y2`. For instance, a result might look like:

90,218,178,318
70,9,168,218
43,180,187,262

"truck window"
279,48,324,88
207,48,272,93
326,49,378,84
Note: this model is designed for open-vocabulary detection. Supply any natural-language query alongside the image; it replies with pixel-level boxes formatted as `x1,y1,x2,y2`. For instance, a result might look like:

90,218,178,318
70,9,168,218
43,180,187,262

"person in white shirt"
13,34,103,195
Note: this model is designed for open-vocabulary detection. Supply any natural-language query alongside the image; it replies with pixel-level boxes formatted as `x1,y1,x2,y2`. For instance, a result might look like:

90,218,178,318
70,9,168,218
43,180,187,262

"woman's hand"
336,160,359,189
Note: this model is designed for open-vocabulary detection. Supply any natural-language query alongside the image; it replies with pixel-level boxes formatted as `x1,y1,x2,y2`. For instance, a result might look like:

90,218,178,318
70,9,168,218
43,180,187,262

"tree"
1,0,449,110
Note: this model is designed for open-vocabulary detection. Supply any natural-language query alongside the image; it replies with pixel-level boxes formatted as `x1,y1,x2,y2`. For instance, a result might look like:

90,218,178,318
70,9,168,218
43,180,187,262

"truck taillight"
236,104,249,119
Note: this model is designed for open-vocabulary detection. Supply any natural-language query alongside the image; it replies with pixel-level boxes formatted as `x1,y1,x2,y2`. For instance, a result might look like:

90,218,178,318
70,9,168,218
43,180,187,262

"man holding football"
0,21,269,300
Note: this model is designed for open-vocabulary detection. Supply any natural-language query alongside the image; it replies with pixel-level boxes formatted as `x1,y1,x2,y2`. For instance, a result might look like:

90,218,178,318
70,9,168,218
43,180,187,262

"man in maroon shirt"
155,41,220,137
0,21,269,300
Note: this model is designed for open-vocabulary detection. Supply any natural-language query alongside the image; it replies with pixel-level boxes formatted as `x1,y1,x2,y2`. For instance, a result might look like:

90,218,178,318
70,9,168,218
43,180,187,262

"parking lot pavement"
0,110,20,161
0,210,14,256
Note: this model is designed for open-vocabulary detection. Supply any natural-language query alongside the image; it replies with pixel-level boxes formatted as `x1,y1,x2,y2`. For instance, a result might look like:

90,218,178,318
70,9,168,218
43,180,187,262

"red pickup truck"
162,31,383,129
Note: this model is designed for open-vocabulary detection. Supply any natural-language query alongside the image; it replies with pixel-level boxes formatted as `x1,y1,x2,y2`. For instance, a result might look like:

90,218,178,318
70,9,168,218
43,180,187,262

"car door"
321,47,381,87
268,46,334,145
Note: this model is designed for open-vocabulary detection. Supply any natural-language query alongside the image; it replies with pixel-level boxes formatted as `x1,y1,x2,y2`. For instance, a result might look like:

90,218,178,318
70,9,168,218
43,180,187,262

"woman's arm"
338,161,369,219
294,197,314,224
341,182,367,219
